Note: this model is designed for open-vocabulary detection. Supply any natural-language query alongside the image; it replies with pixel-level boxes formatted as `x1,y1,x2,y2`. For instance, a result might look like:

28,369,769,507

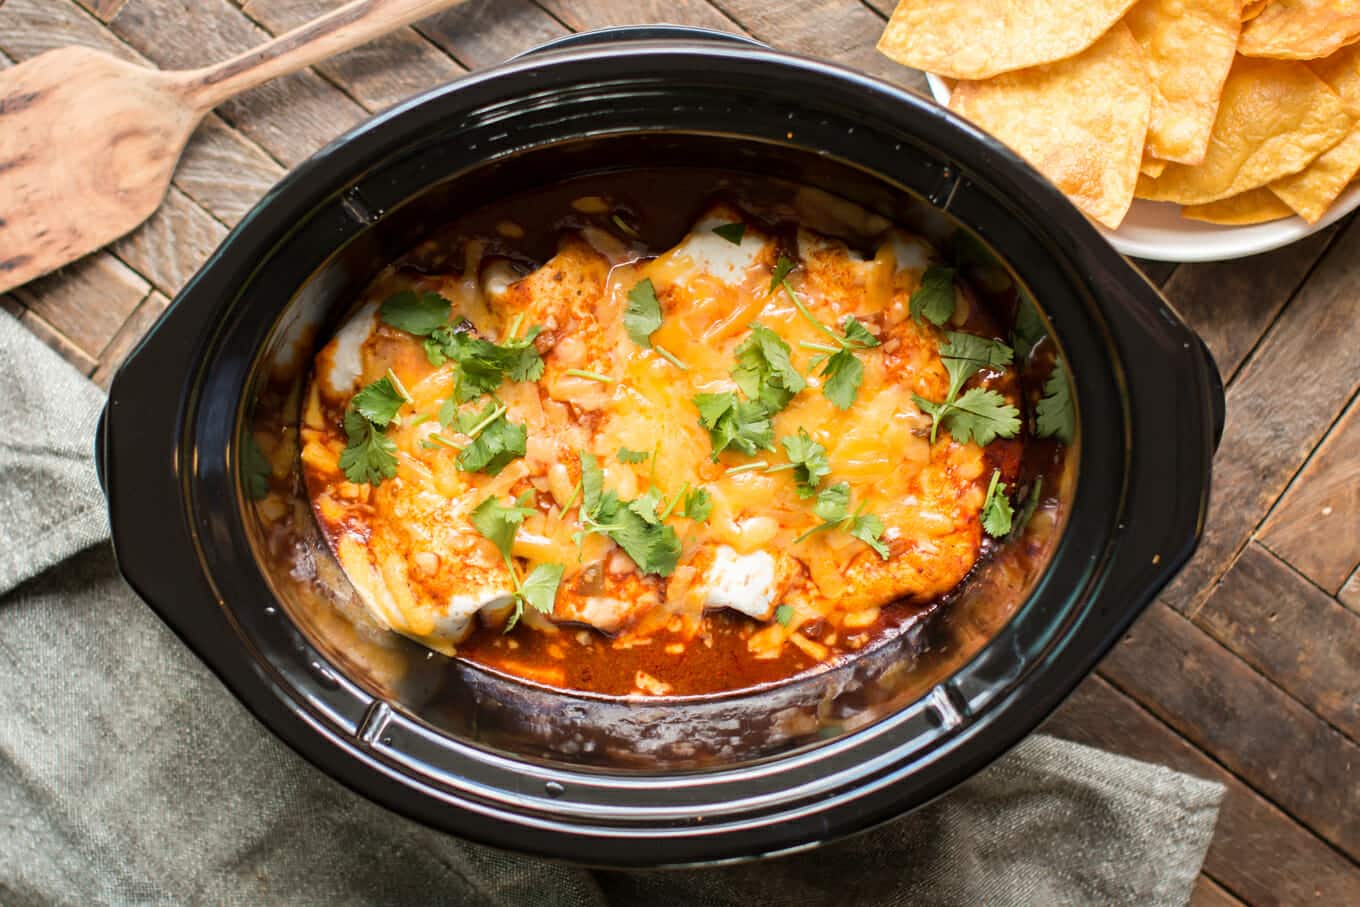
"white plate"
926,73,1360,262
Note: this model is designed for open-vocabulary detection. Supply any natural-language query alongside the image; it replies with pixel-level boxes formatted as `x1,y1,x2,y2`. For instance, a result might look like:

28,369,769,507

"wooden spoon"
0,0,464,295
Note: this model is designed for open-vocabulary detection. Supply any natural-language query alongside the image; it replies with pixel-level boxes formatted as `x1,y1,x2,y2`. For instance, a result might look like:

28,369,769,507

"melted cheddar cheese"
300,203,1019,678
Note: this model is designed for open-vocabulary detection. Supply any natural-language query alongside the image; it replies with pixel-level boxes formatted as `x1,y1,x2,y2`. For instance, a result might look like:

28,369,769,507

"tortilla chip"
877,0,1139,79
1266,53,1360,221
1308,44,1360,113
1141,154,1168,178
1241,0,1272,21
1134,56,1352,205
949,25,1151,228
1182,188,1296,223
1239,0,1360,60
1269,127,1360,221
1125,0,1240,164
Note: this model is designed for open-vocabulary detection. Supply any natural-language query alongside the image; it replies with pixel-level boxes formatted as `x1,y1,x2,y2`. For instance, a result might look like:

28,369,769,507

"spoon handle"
176,0,465,112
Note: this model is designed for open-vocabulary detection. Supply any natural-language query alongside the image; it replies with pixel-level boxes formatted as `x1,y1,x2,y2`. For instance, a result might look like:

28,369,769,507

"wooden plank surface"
2,1,1358,901
1259,396,1360,594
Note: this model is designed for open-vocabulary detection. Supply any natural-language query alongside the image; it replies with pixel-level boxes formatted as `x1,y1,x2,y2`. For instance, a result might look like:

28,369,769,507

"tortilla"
1125,0,1241,164
950,25,1151,229
877,0,1140,79
1239,0,1360,60
1269,47,1360,221
1241,0,1272,21
1134,56,1352,205
1181,188,1296,223
1141,155,1168,178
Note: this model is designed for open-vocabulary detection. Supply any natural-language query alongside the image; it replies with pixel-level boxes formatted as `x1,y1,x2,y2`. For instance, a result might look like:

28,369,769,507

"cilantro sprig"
379,290,544,402
625,278,687,369
775,428,830,498
733,323,807,413
617,447,650,464
909,265,957,327
793,481,889,559
339,374,409,485
912,331,1021,446
1035,360,1074,443
693,392,775,460
980,469,1014,537
575,451,682,576
772,256,880,410
470,492,564,631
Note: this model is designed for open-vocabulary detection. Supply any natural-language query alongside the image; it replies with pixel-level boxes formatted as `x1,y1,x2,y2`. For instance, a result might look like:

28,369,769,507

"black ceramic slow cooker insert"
98,28,1223,867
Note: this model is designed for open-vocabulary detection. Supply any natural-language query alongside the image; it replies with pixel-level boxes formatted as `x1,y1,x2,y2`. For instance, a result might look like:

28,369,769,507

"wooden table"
2,1,1356,901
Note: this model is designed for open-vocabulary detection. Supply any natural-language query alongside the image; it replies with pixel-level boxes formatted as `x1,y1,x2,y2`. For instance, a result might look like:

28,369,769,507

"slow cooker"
98,27,1223,866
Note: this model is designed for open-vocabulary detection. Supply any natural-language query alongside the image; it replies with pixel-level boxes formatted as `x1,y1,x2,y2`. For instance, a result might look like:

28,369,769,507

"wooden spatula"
0,0,465,295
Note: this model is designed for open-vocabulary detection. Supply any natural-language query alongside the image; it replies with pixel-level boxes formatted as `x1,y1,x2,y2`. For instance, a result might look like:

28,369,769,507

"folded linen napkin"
0,310,1223,906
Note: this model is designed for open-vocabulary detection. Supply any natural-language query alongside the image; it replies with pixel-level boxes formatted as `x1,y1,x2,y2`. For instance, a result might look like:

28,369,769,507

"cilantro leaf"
457,410,526,476
681,487,713,522
241,433,271,501
693,392,775,460
519,563,565,616
781,428,830,498
814,481,852,523
583,494,682,577
437,396,459,429
732,323,806,412
579,450,604,515
380,290,451,336
909,265,956,326
470,492,536,562
628,487,665,525
849,513,889,558
774,604,794,626
1035,359,1075,443
980,469,1014,537
624,278,663,347
1011,291,1046,361
840,316,880,350
1011,476,1043,539
350,376,406,426
770,256,796,292
424,322,545,399
339,409,398,485
713,222,745,245
820,348,865,411
617,447,650,464
795,482,888,558
916,387,1021,446
940,331,1013,400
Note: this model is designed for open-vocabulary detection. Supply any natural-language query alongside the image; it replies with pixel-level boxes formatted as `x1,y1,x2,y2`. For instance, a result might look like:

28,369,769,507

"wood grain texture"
110,0,367,165
1194,544,1360,743
712,0,928,93
1,294,24,317
1259,397,1360,593
537,0,740,34
1100,603,1360,861
416,0,569,69
175,115,285,227
1189,875,1247,907
110,186,228,297
1160,225,1337,380
75,0,129,22
91,290,169,389
0,0,144,64
10,252,149,357
1340,567,1360,614
1163,217,1360,615
17,307,99,375
237,0,464,112
1046,675,1360,904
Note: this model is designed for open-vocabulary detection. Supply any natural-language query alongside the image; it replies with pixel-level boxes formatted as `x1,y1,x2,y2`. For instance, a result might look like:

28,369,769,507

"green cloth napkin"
0,310,1223,906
